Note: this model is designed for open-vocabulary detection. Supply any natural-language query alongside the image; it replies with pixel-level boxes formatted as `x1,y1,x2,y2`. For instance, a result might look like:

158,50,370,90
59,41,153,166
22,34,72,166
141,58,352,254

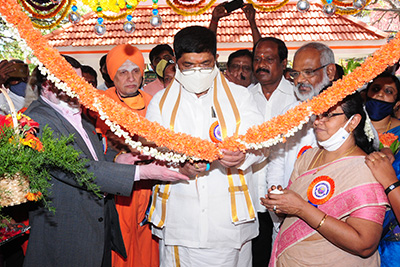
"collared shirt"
40,95,99,161
248,77,296,120
248,76,297,212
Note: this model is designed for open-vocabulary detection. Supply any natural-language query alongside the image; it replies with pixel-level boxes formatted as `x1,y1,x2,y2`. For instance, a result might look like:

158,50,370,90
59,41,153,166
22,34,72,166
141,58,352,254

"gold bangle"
113,151,126,162
316,214,328,230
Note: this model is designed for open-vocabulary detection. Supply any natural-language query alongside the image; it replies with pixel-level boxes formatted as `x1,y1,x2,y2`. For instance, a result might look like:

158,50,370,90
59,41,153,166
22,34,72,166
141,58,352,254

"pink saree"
269,148,388,267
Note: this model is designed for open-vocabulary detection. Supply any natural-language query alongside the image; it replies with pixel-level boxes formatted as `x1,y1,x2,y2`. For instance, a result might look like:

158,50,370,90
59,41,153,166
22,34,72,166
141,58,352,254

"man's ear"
281,59,288,70
327,63,336,82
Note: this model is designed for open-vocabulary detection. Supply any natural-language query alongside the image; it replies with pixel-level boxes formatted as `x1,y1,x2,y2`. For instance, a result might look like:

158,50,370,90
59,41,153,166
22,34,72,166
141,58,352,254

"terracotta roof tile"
46,2,387,47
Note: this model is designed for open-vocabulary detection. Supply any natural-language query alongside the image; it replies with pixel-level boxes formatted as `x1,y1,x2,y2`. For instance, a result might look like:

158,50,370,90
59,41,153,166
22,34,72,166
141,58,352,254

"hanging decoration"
296,0,310,12
246,0,289,12
320,0,372,15
18,0,68,18
68,3,81,24
150,0,162,26
15,0,377,30
18,0,72,29
123,14,135,33
2,0,400,162
94,17,106,35
166,0,216,16
322,2,336,16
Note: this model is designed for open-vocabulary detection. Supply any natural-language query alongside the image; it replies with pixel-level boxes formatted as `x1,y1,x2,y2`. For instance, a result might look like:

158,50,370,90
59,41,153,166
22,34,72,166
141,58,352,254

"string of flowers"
28,0,73,29
321,0,371,15
246,0,289,12
2,0,400,162
18,0,69,19
334,6,362,15
166,0,216,16
330,0,354,7
24,0,59,11
170,0,206,8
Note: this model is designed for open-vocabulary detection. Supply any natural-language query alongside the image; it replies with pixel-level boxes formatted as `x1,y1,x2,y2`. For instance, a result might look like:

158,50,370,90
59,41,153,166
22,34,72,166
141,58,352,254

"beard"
294,71,331,101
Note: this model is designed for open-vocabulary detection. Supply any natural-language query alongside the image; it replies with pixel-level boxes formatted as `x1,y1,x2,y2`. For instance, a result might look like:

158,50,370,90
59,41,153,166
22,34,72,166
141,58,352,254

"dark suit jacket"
23,97,136,267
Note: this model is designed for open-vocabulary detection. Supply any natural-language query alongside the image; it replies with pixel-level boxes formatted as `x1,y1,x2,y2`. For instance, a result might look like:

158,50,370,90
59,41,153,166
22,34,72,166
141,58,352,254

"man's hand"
178,161,208,179
140,161,189,182
242,4,256,22
224,70,248,88
218,149,245,168
115,152,152,164
211,2,230,22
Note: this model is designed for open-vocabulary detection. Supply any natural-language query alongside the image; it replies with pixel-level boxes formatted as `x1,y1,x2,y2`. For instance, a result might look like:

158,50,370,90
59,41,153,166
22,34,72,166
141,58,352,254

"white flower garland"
2,15,316,162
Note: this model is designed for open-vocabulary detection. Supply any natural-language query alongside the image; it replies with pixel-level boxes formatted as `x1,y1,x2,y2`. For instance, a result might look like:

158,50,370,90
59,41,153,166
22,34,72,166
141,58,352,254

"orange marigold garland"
2,0,400,161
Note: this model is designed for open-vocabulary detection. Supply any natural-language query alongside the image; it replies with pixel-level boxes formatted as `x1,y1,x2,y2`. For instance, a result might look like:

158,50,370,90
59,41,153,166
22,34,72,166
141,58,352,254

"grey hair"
295,42,335,66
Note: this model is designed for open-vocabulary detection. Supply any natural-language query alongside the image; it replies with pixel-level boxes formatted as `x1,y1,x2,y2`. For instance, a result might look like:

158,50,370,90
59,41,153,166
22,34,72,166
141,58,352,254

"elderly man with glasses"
266,42,337,246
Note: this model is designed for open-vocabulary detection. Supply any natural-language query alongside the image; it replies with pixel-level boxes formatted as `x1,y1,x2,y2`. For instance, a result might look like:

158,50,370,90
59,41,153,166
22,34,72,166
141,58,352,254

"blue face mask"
365,97,395,121
9,82,27,97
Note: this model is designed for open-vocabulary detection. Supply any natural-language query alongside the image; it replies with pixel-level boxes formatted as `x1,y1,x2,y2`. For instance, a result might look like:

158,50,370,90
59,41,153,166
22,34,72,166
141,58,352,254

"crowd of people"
0,3,400,267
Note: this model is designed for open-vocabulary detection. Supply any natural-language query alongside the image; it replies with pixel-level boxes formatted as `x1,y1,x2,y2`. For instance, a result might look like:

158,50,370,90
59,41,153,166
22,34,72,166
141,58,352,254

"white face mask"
318,115,354,151
175,65,219,94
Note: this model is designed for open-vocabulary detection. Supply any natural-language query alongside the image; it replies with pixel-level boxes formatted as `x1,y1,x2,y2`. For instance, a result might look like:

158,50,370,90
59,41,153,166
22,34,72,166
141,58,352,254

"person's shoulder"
225,78,254,98
277,77,295,95
282,100,302,113
247,82,261,95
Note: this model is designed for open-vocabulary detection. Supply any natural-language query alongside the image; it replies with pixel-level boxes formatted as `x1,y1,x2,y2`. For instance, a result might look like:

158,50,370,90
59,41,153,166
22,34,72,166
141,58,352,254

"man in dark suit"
23,56,187,267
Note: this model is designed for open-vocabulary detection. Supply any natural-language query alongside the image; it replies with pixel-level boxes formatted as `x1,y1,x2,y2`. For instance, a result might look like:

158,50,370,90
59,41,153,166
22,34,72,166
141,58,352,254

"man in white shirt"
249,37,297,266
266,42,337,242
146,26,264,267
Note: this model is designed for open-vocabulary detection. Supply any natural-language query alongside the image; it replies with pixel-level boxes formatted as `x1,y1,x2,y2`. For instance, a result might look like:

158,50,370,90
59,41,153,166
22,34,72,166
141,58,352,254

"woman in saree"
364,72,400,267
261,91,388,266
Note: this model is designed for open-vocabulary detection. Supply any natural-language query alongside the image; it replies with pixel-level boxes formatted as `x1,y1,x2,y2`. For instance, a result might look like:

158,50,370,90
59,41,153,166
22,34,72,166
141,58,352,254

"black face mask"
101,72,114,84
365,97,396,121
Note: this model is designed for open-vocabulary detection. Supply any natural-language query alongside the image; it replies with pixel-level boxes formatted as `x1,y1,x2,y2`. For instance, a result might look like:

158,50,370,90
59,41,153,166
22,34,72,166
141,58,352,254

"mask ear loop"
343,114,355,133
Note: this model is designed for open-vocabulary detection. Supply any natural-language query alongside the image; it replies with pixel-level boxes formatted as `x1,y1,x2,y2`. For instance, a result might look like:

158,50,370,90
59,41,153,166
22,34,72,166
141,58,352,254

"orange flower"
25,192,43,201
379,132,398,147
22,133,44,152
1,0,400,161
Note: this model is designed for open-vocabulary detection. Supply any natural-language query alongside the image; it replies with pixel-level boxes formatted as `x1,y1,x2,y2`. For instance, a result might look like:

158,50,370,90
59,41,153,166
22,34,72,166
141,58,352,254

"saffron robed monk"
146,26,266,267
96,44,159,267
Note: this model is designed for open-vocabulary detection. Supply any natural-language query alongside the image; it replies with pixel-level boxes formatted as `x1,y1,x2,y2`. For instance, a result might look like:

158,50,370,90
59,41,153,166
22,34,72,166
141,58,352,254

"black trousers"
252,211,273,267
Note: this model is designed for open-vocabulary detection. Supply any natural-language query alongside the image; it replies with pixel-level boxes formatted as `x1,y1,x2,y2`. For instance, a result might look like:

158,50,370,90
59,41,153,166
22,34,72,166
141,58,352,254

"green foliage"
339,57,366,75
0,125,101,223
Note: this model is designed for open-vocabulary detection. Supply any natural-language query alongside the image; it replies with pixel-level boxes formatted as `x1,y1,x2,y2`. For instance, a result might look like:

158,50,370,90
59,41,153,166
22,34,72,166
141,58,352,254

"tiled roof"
46,2,388,47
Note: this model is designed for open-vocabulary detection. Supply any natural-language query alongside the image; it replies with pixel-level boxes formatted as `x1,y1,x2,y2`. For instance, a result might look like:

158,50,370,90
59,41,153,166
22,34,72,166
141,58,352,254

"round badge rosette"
297,145,313,159
307,176,335,206
209,121,222,143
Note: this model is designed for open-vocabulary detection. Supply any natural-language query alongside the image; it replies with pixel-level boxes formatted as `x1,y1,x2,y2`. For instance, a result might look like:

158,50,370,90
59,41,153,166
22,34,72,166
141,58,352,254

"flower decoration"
0,109,100,224
2,0,400,163
379,132,400,155
166,0,216,16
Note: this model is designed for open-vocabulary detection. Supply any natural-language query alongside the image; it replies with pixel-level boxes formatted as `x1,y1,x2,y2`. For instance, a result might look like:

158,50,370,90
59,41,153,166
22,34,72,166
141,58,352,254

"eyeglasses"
289,64,329,79
313,112,345,121
229,64,252,73
181,67,214,76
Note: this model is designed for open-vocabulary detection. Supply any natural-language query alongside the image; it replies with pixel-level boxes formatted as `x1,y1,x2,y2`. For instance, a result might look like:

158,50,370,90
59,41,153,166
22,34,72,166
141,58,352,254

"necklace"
309,145,357,173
